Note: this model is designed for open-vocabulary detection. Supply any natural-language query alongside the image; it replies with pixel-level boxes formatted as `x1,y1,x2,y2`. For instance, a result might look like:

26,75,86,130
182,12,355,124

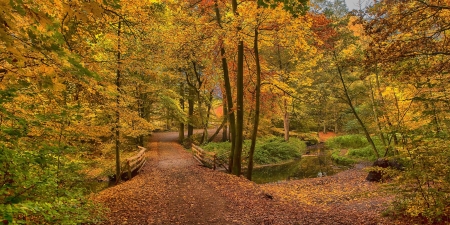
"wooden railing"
192,144,228,172
121,146,147,180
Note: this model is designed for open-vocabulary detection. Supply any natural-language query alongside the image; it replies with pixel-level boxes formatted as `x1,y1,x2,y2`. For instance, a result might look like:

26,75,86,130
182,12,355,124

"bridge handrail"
121,146,147,180
191,144,229,172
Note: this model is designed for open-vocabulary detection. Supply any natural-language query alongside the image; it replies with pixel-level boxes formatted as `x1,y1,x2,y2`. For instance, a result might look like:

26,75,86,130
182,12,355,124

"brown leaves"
95,132,407,224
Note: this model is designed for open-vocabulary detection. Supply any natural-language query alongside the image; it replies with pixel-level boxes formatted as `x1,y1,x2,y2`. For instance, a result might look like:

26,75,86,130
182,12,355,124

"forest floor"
94,131,406,225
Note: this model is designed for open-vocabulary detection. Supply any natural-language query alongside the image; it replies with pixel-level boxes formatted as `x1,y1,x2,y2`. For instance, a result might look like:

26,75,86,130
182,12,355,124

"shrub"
387,137,450,222
201,141,230,162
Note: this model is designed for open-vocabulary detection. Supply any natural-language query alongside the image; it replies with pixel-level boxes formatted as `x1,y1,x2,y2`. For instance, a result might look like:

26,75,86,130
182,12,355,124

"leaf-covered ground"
95,132,405,224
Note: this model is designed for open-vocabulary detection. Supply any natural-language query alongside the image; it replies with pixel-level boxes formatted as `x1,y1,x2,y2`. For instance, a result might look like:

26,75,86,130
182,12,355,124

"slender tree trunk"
247,27,261,180
188,87,194,138
369,78,387,147
115,20,122,184
136,84,145,146
233,39,244,176
231,0,244,176
283,97,290,141
335,52,379,159
222,98,228,141
197,93,205,142
201,91,213,144
208,117,227,143
214,0,236,172
179,82,185,143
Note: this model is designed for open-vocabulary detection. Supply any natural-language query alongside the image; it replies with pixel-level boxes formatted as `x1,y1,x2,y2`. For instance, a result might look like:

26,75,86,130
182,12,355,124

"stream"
251,144,347,184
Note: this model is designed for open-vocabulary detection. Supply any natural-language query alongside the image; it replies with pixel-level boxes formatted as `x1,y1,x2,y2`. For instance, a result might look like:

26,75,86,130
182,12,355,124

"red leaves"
310,14,337,50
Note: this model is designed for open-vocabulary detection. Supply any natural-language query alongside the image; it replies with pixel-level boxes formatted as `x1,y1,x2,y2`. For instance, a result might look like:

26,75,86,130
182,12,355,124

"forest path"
95,131,236,224
95,131,398,225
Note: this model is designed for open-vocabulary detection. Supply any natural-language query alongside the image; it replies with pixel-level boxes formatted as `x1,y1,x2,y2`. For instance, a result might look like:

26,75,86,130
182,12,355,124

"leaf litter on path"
95,131,405,224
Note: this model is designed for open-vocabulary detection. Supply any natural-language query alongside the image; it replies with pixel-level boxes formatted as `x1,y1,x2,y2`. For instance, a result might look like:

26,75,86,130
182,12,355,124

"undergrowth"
326,134,383,165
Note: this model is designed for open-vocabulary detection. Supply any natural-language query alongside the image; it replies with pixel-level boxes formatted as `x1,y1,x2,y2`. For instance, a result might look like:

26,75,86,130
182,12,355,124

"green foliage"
326,134,383,164
0,143,106,224
348,146,378,161
253,137,304,164
330,150,355,166
325,134,368,149
203,137,306,165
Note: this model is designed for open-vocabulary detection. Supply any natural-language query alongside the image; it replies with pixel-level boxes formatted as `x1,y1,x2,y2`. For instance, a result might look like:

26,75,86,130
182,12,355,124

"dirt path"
95,131,401,225
96,132,235,224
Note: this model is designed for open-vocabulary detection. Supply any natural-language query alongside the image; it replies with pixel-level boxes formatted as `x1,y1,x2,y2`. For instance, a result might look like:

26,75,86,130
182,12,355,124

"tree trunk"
188,87,194,138
233,39,244,176
222,99,228,141
115,20,122,184
179,82,185,143
136,84,145,146
208,117,227,143
247,27,261,181
283,97,290,141
201,91,213,144
231,0,244,175
214,0,236,172
224,48,236,172
335,52,379,159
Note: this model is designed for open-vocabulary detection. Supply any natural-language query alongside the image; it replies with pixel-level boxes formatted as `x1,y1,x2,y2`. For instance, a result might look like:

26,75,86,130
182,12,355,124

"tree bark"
222,98,228,141
214,0,236,172
233,39,244,176
115,19,122,184
247,27,261,180
179,82,185,143
231,0,244,176
208,117,227,143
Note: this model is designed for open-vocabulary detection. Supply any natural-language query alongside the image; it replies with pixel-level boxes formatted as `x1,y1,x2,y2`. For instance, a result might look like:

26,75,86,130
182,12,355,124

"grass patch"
325,134,368,149
331,150,356,166
348,146,378,161
326,134,383,165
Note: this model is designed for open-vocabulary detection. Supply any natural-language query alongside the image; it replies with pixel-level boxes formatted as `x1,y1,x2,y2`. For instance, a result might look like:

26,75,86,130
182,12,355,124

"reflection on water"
251,149,345,184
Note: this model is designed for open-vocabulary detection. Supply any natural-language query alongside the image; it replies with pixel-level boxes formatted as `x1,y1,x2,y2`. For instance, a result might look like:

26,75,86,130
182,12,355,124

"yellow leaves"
347,16,364,37
341,44,356,57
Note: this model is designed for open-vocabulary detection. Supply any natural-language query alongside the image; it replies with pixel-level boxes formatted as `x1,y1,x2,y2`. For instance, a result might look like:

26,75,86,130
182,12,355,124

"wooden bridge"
191,144,229,172
120,146,147,181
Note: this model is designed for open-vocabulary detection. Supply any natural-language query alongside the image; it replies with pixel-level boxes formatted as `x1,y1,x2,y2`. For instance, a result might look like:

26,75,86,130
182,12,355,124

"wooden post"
127,161,131,180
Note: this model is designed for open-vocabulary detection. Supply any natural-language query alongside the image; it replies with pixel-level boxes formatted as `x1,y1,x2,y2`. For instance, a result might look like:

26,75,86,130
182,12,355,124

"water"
251,148,345,184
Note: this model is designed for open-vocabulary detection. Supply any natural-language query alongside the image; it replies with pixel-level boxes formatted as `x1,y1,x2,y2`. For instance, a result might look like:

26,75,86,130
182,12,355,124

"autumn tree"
364,0,450,220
